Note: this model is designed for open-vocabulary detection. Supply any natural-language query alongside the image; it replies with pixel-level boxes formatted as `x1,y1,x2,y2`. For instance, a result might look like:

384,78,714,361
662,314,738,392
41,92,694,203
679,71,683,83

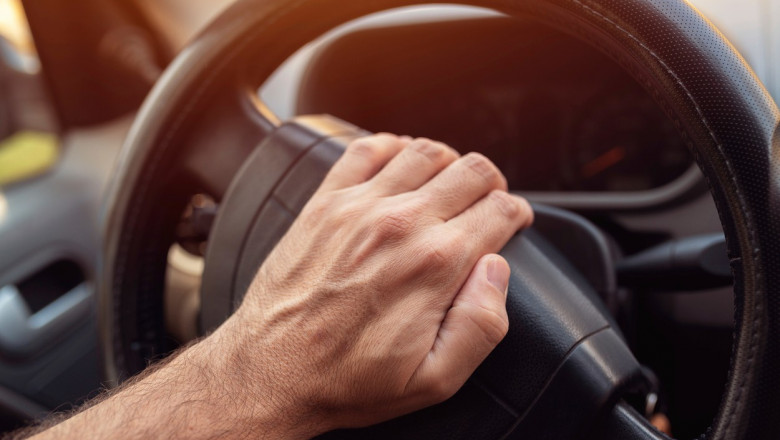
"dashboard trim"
519,164,705,211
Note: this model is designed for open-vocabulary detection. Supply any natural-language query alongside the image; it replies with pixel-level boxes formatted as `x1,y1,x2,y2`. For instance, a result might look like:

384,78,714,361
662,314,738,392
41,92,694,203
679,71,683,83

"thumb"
408,254,510,404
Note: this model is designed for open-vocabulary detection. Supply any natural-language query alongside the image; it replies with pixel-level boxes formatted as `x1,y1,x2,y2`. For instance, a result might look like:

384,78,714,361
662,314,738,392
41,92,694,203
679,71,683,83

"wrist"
196,314,330,439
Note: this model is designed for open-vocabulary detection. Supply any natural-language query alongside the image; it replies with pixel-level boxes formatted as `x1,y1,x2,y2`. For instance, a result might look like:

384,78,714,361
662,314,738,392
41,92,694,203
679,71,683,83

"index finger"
318,134,411,192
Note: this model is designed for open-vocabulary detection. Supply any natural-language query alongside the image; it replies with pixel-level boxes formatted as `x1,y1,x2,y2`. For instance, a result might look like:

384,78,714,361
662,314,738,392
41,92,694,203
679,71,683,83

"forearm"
28,320,321,440
10,134,525,439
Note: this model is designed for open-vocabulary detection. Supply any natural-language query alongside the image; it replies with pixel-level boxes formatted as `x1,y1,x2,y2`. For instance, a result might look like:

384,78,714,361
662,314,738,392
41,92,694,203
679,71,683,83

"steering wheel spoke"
182,89,280,200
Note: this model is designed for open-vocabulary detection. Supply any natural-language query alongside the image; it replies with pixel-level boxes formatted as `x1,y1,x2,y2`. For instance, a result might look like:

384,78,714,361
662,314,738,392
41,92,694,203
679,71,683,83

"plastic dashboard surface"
294,15,702,209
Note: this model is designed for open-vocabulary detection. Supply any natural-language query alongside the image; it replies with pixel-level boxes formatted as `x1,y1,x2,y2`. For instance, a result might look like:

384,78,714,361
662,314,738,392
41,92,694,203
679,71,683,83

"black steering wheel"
100,0,780,438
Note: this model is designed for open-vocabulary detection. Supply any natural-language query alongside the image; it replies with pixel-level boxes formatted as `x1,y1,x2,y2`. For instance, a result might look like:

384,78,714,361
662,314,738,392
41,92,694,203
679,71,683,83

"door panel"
0,116,130,431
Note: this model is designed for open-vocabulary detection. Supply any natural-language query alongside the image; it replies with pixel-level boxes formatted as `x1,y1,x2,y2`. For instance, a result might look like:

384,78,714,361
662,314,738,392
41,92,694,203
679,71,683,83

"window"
0,0,58,187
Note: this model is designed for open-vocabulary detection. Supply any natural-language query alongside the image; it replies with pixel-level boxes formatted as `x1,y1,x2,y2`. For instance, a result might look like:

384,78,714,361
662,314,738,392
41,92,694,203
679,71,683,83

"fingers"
401,193,530,405
407,255,511,404
318,134,410,192
319,136,507,228
445,191,533,255
417,152,507,220
369,138,460,196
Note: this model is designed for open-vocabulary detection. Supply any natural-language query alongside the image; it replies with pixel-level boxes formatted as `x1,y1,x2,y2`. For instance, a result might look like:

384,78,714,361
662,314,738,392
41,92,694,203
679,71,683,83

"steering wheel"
100,0,780,438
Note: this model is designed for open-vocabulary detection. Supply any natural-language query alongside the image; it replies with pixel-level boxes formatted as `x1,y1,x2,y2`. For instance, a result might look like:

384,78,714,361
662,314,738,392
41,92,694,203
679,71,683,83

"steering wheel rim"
100,0,780,438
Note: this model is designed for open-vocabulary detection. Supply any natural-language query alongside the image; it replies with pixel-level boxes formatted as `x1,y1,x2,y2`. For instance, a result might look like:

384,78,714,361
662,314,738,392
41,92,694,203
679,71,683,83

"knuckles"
409,138,458,164
488,190,521,218
487,191,534,226
307,191,429,245
345,134,401,162
318,195,471,269
461,153,507,190
369,204,420,242
345,138,379,159
413,232,466,272
373,211,415,240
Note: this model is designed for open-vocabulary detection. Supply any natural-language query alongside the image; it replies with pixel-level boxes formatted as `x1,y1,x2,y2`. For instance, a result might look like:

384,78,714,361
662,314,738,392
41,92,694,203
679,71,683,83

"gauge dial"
568,91,691,192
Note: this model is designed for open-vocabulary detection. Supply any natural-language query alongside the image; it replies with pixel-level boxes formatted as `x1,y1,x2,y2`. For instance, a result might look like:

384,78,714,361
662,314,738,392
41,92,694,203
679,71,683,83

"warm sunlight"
0,0,33,54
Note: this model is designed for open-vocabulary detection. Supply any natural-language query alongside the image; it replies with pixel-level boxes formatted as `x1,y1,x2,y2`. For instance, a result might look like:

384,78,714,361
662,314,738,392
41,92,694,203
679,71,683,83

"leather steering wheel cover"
101,0,780,438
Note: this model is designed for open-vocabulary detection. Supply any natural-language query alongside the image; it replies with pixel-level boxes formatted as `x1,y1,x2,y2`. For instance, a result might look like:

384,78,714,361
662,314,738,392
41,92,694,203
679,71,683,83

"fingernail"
486,257,510,294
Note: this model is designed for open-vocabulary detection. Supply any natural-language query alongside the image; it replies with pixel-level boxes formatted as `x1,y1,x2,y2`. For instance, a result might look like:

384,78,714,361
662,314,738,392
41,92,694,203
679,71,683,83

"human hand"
24,134,533,440
207,133,533,436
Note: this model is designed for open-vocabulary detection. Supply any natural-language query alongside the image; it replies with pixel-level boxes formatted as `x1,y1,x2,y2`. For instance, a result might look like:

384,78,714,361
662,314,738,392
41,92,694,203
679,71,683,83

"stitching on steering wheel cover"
565,3,763,437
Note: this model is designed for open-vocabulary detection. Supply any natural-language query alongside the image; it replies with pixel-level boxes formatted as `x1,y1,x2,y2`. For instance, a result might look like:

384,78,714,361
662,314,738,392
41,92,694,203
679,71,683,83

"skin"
19,134,534,439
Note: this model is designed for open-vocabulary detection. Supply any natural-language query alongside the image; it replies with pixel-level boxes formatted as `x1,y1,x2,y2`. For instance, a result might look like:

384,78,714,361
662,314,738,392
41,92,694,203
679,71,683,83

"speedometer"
567,89,691,192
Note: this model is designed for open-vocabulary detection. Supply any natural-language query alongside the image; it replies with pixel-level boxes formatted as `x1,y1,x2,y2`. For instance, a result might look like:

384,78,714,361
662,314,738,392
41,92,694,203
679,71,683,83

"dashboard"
295,16,693,194
138,0,780,206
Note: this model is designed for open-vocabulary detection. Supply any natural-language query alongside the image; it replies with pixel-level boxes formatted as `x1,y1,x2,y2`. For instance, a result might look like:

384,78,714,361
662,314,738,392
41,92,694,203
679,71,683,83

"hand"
27,134,533,440
210,134,534,436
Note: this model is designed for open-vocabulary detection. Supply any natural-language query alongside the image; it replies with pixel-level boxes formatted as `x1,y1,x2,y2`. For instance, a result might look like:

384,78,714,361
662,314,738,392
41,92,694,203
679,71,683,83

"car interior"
0,0,778,438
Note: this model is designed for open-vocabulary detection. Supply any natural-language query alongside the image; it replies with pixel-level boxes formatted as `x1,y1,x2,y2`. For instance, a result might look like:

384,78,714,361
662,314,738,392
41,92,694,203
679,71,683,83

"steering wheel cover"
101,0,780,438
